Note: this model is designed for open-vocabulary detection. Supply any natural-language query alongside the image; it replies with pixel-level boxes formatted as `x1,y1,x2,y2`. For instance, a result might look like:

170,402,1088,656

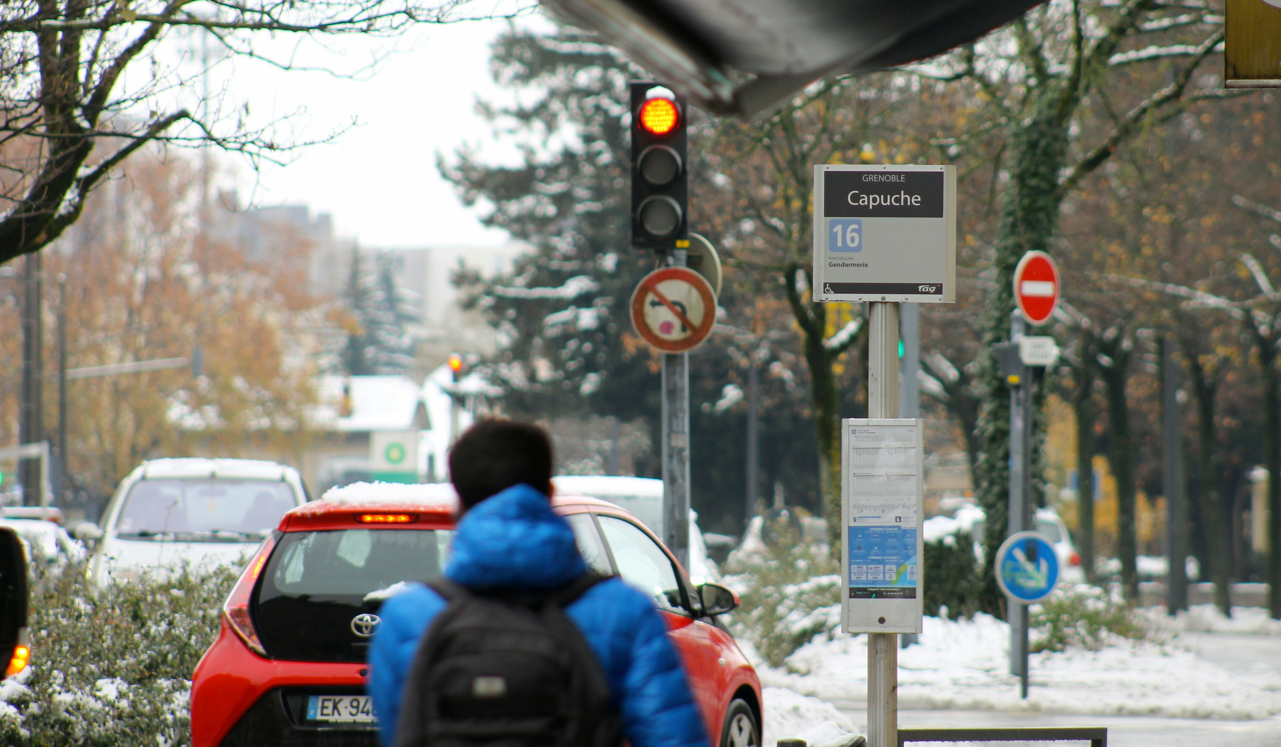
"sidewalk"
756,612,1281,720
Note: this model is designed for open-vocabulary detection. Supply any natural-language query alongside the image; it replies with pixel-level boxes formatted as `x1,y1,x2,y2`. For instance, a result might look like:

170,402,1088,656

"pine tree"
339,251,419,377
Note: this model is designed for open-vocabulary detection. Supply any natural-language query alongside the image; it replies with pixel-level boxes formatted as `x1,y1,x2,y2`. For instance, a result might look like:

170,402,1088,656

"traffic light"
447,353,463,382
631,82,688,252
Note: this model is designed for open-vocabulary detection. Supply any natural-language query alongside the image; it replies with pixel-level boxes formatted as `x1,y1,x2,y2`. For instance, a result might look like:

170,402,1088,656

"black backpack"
392,573,622,747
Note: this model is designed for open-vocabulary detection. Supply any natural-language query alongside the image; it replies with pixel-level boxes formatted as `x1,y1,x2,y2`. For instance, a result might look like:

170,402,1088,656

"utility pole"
57,274,68,504
19,251,43,507
899,302,921,650
1006,314,1033,698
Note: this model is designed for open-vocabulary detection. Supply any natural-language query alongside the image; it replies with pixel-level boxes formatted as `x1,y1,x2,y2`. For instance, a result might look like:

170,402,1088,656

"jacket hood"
445,483,586,589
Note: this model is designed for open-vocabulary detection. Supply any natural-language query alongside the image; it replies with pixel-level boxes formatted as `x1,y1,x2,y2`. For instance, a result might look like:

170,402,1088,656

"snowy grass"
0,562,238,746
757,612,1281,720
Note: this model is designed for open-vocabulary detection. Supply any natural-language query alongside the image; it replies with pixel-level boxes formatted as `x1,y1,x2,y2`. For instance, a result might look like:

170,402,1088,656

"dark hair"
448,419,554,510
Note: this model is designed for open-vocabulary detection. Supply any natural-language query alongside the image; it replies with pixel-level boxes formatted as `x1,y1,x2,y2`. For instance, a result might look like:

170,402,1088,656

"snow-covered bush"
922,533,984,620
725,523,841,667
0,561,238,746
1031,584,1147,652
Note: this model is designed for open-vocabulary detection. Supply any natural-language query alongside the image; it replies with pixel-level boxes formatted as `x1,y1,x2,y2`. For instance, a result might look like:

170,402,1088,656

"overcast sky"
205,8,548,249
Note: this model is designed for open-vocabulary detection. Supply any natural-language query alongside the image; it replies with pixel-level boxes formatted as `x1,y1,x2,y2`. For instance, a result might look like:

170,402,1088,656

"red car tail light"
357,513,417,524
223,534,277,657
1069,551,1081,567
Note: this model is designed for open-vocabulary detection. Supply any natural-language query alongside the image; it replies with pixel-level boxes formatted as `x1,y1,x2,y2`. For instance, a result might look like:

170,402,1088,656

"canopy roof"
543,0,1044,116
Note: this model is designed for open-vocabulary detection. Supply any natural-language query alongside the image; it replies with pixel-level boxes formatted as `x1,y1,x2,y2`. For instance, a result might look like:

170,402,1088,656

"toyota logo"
351,613,381,638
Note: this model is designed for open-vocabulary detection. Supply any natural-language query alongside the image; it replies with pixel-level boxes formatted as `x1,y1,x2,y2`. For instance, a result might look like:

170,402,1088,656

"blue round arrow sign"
995,531,1060,604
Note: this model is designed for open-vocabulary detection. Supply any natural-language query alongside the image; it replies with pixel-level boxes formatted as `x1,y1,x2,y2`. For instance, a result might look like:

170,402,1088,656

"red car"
191,484,762,747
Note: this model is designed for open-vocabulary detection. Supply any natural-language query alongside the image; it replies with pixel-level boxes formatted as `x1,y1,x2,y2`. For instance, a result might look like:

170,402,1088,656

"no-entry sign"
630,267,716,353
1013,251,1060,326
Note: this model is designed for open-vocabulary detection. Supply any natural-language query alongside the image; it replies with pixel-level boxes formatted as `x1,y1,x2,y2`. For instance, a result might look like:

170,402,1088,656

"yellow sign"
1226,0,1281,87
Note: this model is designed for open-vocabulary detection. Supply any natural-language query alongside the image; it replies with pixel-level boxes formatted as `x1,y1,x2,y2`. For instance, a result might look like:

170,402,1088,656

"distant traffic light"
447,353,464,382
631,82,688,252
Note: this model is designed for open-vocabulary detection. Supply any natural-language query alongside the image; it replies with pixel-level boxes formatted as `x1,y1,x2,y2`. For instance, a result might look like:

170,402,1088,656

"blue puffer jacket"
367,484,709,747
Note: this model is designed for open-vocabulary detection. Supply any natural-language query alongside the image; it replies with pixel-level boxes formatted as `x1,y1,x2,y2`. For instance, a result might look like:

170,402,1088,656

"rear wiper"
184,529,266,540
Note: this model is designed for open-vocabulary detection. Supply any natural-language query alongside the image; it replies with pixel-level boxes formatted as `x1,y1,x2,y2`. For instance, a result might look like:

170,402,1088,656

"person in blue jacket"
367,419,709,747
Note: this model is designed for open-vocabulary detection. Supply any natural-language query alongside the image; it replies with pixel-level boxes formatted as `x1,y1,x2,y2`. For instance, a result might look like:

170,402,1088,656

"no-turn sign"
1013,251,1060,326
630,267,716,353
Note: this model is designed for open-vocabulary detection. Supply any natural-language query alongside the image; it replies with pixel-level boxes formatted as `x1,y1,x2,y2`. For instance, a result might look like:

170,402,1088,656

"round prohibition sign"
630,267,717,353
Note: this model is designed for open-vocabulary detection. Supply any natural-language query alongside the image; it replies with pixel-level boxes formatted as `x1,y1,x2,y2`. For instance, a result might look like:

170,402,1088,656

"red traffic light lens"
638,98,679,136
447,354,463,373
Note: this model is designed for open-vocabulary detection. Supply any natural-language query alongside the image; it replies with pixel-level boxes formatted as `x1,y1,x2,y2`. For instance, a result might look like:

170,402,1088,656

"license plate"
306,695,375,724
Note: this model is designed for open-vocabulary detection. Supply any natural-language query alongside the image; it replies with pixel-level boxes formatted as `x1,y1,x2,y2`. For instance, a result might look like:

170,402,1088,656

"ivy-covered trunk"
1097,333,1138,599
973,102,1070,613
784,265,854,548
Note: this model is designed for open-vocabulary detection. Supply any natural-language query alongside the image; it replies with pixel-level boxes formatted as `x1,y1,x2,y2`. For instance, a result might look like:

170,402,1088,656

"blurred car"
0,517,85,570
0,526,30,680
190,482,762,747
77,458,309,586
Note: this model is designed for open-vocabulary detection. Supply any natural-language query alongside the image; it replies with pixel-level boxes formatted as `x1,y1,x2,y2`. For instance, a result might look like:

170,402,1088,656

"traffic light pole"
662,248,692,571
867,301,900,747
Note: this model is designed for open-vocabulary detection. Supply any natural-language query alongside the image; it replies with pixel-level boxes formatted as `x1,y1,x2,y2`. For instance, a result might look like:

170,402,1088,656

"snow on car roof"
320,481,459,509
552,475,663,498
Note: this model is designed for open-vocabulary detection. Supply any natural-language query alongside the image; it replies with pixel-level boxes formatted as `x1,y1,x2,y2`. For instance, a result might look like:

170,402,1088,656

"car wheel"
720,698,760,747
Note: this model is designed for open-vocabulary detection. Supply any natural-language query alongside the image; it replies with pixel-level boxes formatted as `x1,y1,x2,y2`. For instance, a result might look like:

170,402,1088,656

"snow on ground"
758,612,1281,720
763,687,861,747
1140,604,1281,636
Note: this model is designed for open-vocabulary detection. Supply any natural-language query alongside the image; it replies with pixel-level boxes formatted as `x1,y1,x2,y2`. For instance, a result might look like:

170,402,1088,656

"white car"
924,502,1084,585
77,458,310,586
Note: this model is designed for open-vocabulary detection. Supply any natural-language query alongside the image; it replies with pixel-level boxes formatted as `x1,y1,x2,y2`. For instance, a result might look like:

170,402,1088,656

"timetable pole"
866,301,900,747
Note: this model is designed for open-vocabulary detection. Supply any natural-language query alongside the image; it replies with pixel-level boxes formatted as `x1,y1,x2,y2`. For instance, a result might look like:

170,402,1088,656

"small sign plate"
1018,336,1060,367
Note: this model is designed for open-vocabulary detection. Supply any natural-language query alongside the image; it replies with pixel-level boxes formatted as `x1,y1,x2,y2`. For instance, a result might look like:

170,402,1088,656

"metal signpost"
816,164,955,747
993,250,1061,700
629,265,716,571
995,532,1061,698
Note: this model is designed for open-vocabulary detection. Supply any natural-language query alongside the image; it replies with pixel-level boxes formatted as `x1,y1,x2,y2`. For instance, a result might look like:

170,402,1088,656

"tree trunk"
1098,334,1138,600
1184,350,1233,617
973,100,1071,613
807,323,842,549
1073,333,1097,583
784,266,850,548
1258,338,1281,619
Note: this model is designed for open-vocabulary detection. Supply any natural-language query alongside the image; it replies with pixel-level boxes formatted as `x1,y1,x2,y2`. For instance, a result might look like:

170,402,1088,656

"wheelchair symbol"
825,284,833,294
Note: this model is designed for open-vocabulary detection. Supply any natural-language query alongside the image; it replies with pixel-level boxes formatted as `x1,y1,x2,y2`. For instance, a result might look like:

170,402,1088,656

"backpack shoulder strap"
548,572,613,608
424,577,470,603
